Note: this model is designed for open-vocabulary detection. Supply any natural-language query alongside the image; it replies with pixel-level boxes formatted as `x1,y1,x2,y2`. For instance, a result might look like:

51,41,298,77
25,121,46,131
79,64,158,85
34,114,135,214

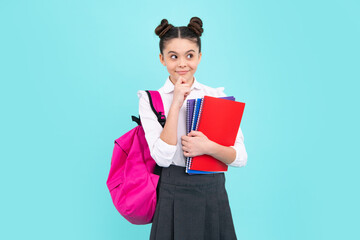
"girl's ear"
159,53,166,66
198,52,202,62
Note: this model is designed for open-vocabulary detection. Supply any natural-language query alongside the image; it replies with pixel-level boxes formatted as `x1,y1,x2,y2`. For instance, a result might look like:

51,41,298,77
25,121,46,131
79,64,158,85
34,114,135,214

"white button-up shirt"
137,76,248,168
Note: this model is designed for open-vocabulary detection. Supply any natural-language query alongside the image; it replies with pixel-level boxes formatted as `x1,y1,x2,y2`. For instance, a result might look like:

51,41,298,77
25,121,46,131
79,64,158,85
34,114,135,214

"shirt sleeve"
229,127,248,167
216,87,248,167
137,90,177,167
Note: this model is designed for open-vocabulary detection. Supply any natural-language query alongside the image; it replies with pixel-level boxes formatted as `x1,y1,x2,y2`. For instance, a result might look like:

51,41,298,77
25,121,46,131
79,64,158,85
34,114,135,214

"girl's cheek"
189,64,197,69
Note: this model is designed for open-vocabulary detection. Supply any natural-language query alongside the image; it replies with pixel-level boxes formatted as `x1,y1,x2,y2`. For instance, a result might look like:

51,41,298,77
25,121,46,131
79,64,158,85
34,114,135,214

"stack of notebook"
185,96,245,174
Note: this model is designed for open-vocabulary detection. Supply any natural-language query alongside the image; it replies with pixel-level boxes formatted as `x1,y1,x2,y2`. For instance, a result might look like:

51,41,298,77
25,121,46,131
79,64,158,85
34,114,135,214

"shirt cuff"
152,137,177,167
229,146,248,167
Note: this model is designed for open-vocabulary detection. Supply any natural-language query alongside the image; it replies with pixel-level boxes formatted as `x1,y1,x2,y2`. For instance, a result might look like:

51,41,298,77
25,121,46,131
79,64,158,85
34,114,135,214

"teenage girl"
137,17,248,240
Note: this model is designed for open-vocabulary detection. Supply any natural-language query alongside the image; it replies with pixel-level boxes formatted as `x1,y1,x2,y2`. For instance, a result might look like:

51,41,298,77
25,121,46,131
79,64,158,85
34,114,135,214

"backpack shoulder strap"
132,90,166,128
145,90,165,175
145,90,166,128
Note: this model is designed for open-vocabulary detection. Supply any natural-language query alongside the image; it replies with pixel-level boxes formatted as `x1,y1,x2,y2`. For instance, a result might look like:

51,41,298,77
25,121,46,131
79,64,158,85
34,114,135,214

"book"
185,96,236,174
186,99,196,135
185,98,202,172
188,96,245,172
186,96,235,135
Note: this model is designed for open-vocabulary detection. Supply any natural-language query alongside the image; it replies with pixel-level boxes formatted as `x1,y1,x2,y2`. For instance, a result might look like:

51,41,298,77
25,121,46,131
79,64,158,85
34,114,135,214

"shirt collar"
163,76,202,94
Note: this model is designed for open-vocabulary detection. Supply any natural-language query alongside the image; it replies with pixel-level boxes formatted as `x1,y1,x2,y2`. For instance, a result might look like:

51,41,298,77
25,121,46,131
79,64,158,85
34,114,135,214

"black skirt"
150,165,237,240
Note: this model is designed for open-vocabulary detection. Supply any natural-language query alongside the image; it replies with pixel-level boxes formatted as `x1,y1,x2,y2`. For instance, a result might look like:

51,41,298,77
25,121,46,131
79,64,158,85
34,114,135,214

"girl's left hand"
181,131,213,157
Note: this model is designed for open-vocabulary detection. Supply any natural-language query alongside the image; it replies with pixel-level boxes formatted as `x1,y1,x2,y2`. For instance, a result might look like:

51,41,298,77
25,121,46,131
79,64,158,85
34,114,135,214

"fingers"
181,137,189,148
177,76,186,84
183,151,191,157
175,76,187,85
181,137,191,157
187,131,195,137
181,136,192,154
175,77,191,90
174,77,190,96
181,134,191,141
172,76,191,108
182,145,189,152
187,131,202,137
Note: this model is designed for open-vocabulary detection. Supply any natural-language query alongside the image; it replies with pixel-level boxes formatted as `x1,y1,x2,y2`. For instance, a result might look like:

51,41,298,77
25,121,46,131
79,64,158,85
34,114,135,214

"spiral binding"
186,98,198,172
185,100,192,172
186,100,191,134
187,97,205,171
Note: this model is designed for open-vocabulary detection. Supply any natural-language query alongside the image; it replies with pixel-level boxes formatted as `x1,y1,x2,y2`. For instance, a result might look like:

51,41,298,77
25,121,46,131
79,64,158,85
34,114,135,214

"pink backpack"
106,91,166,225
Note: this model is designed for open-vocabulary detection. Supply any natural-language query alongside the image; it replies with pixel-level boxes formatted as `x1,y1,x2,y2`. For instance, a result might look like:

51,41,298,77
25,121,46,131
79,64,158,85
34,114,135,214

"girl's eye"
170,55,177,59
187,54,193,58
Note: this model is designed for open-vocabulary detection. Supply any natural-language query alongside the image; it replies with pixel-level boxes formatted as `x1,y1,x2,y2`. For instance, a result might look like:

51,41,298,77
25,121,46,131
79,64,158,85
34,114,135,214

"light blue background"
1,0,359,239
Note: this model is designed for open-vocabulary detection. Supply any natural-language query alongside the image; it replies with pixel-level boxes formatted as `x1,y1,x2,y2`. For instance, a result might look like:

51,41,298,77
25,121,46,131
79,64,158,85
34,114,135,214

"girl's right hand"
172,76,191,110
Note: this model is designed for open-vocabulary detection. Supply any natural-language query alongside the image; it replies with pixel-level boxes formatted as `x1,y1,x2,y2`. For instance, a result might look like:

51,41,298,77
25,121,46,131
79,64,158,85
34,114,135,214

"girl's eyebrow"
167,49,195,54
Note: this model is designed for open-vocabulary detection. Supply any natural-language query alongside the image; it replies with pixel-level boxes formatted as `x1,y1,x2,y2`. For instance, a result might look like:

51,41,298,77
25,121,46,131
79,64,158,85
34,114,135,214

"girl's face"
159,38,202,85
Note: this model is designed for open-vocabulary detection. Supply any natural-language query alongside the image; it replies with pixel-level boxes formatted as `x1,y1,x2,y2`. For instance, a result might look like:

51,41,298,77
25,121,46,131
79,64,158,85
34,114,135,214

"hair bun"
187,17,203,37
155,19,174,38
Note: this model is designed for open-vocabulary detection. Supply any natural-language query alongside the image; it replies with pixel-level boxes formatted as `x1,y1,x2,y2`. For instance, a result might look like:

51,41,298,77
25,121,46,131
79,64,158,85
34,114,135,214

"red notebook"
189,96,245,172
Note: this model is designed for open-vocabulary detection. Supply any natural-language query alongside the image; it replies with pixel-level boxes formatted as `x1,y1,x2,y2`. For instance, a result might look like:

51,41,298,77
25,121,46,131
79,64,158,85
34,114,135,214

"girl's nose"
178,57,186,67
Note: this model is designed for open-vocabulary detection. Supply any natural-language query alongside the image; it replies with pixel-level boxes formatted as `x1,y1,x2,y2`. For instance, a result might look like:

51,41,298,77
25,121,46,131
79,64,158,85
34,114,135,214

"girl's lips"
177,71,189,75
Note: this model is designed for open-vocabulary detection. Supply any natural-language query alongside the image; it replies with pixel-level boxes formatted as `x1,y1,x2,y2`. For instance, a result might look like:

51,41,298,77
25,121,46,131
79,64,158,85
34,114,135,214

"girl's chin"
171,74,193,83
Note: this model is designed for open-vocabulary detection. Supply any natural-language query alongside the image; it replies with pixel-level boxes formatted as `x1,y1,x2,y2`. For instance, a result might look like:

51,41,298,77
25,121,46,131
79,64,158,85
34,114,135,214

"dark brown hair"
154,17,204,55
